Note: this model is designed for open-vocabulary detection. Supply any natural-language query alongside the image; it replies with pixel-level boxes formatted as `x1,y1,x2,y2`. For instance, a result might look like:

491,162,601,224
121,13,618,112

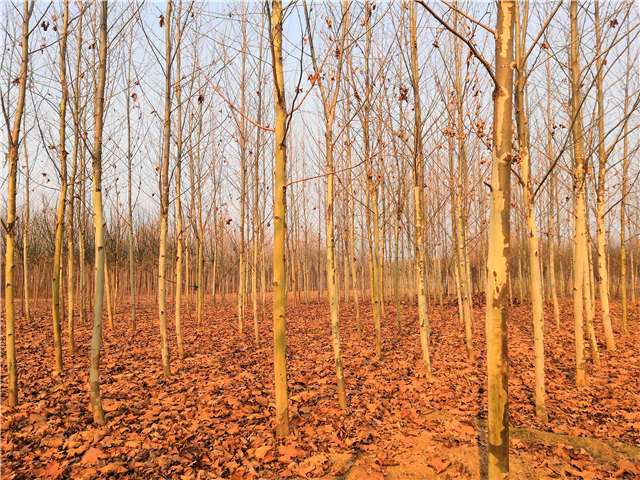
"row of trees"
3,1,638,478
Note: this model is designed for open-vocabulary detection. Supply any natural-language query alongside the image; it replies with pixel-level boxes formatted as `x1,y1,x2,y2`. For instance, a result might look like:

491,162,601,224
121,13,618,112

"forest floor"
2,296,640,479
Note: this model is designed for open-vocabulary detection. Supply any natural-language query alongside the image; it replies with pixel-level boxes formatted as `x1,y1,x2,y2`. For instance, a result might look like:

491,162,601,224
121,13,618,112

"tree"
514,0,547,422
409,1,432,377
174,0,185,357
484,3,515,476
52,0,70,375
126,5,137,332
270,0,289,437
252,7,266,348
157,0,173,378
570,0,588,388
67,4,84,355
89,0,109,425
237,13,248,336
594,0,615,352
620,23,631,334
451,4,474,359
3,0,33,407
302,0,349,409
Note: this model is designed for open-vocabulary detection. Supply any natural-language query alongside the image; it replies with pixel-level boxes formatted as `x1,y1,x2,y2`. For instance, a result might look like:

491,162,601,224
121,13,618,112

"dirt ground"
2,296,639,479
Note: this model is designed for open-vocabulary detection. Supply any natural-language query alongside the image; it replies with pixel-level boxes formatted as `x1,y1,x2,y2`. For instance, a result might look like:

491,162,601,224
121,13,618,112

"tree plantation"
2,1,640,479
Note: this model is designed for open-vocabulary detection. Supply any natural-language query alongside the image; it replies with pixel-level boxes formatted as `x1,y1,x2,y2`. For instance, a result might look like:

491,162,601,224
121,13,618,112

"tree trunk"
514,2,547,421
594,0,615,351
67,9,84,355
252,11,265,346
126,12,136,332
5,0,32,407
570,0,587,388
620,30,630,334
485,2,515,477
157,0,172,379
345,76,361,338
89,0,108,425
174,9,184,352
271,0,289,437
453,15,474,359
22,113,31,325
409,1,432,376
545,59,561,329
52,0,70,376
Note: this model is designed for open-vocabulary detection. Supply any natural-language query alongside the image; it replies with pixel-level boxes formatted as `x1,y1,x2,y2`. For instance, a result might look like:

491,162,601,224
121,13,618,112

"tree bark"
157,0,173,379
514,0,547,422
620,28,630,334
270,0,289,437
594,0,615,351
5,0,33,407
570,0,587,388
52,0,71,375
89,0,108,425
485,2,515,477
409,1,432,377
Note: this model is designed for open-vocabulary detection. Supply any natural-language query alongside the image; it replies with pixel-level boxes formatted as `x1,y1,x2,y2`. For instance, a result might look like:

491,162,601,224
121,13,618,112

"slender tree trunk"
126,15,136,332
175,80,185,339
79,111,88,327
22,113,31,324
253,11,265,347
345,78,361,338
195,97,205,334
394,201,402,334
594,0,615,351
212,231,218,306
5,0,32,407
409,1,432,376
66,9,84,355
362,1,382,359
452,12,474,357
237,19,248,336
545,59,561,329
484,2,515,477
324,128,347,408
302,0,349,407
105,255,114,329
89,0,108,425
514,1,547,421
157,0,172,379
52,0,70,376
620,32,630,334
570,0,587,388
448,131,465,329
584,241,600,366
271,0,289,437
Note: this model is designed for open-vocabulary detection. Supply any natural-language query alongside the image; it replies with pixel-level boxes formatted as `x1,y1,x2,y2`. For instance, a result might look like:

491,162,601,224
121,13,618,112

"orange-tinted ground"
2,297,639,479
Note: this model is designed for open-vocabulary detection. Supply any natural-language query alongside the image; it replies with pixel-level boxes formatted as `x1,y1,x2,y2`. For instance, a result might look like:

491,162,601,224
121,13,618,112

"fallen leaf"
44,460,64,479
427,456,450,473
254,445,271,460
80,447,106,465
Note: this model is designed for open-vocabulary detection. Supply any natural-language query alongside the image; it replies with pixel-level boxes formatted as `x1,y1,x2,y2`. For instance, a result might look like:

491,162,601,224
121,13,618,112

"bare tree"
3,0,33,407
89,0,109,425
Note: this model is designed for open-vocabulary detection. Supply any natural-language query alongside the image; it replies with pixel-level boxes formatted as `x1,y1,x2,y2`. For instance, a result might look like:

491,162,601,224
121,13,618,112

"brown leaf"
614,458,638,477
44,460,64,479
427,456,450,473
278,444,306,458
99,462,127,475
254,445,271,460
80,447,106,465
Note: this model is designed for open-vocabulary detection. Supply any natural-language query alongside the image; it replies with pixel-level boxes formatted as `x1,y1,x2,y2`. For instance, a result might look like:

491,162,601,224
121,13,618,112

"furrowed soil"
2,296,639,479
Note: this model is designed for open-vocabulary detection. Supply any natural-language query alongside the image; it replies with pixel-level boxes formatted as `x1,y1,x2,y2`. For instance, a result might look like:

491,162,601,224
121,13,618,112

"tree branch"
415,0,496,86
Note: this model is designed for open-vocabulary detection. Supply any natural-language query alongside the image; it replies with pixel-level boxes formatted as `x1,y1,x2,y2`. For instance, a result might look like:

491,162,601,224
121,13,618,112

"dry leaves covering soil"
2,297,639,479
